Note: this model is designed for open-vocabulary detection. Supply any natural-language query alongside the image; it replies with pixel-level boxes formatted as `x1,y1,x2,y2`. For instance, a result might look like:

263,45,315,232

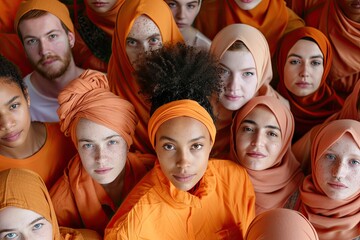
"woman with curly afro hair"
105,43,256,239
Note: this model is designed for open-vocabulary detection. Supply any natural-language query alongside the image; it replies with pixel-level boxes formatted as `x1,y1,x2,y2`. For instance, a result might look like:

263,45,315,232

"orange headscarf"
277,27,344,141
195,0,304,55
57,69,138,148
84,0,124,36
107,0,183,154
0,168,61,239
300,119,360,239
148,99,216,150
14,0,74,34
245,208,319,240
230,96,303,215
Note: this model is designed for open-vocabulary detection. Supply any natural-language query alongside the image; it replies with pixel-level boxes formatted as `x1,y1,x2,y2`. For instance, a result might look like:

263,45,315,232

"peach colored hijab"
107,0,183,154
58,69,138,148
277,26,344,141
245,208,319,240
230,96,303,215
300,119,360,239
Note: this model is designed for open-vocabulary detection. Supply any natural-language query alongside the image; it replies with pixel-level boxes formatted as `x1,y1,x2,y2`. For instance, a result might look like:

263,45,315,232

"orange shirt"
50,152,155,236
105,160,256,239
0,122,76,188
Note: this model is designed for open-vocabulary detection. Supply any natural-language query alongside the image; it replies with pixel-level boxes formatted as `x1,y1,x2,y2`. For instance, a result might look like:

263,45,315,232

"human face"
76,118,128,185
316,133,360,200
155,117,212,191
219,49,258,111
18,13,74,80
235,0,262,10
86,0,118,13
165,0,201,29
0,81,31,150
284,39,324,97
235,106,283,170
125,15,162,66
0,207,53,240
336,0,360,22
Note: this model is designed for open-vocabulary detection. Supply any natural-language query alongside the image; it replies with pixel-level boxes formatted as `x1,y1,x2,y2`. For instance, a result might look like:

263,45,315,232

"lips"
173,174,196,182
40,57,58,66
1,131,21,142
328,182,348,189
295,82,311,88
246,151,266,158
225,94,242,101
92,1,108,7
176,22,188,29
94,168,112,175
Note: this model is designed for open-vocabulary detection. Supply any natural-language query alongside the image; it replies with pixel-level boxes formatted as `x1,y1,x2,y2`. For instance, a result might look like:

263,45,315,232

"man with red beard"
14,0,85,122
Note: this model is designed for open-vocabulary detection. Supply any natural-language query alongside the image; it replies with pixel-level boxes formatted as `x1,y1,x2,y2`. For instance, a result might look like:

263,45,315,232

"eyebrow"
242,119,281,131
78,134,120,143
159,136,206,143
23,29,61,40
4,96,20,106
287,53,323,59
0,217,45,234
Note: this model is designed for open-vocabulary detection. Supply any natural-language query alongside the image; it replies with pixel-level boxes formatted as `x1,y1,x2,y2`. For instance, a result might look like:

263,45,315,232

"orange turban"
245,209,319,240
14,0,74,34
0,168,61,239
57,69,138,148
148,100,216,149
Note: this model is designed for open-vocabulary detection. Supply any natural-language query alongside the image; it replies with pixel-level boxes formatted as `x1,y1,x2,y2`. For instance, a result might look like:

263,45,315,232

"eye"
187,3,197,9
350,159,360,165
48,34,58,40
191,143,203,150
242,126,254,133
82,143,94,149
242,71,255,77
289,59,301,65
4,232,18,239
108,140,118,145
325,153,336,160
166,1,177,8
126,38,137,47
9,103,20,110
26,38,38,46
267,131,278,137
149,37,161,46
163,143,175,151
311,60,322,66
33,222,44,230
219,67,230,77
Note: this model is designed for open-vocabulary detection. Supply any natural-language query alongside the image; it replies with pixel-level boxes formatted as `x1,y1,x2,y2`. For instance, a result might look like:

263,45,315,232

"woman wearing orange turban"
277,27,344,142
194,0,304,56
107,0,183,154
209,24,288,159
300,119,360,239
105,43,255,239
0,168,101,240
50,69,155,235
230,96,303,215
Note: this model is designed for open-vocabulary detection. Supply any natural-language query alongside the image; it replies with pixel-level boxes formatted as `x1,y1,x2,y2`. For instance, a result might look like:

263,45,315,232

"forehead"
127,15,161,39
288,39,322,56
244,105,279,126
76,118,118,138
18,12,64,36
328,133,359,151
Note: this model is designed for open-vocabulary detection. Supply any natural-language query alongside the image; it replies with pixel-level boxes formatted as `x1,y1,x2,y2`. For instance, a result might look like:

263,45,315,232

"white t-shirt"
24,73,59,122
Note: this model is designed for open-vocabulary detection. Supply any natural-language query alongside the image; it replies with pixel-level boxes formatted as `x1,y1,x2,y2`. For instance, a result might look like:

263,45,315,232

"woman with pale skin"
107,0,183,154
230,96,303,215
209,23,287,158
0,168,101,240
164,0,211,50
277,27,343,142
299,119,360,239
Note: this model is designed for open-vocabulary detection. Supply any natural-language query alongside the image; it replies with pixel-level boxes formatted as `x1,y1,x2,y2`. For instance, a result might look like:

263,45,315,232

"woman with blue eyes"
0,168,101,240
230,96,304,215
209,23,288,158
299,119,360,239
49,70,155,236
276,26,344,142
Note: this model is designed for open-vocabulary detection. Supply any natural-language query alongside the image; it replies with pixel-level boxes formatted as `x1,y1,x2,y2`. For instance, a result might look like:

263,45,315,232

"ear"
68,31,75,48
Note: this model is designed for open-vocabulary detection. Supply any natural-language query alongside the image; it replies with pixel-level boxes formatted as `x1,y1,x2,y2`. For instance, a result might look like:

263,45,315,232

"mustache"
38,55,61,65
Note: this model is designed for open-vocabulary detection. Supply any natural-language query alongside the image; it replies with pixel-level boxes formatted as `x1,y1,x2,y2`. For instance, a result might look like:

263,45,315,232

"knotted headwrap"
14,0,74,34
57,69,138,148
148,100,216,149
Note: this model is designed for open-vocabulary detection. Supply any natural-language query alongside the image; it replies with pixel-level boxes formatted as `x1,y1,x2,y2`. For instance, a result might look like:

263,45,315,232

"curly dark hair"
0,55,28,98
134,43,222,121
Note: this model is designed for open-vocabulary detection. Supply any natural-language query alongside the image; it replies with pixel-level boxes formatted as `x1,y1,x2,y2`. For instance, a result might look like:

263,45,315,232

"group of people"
0,0,359,239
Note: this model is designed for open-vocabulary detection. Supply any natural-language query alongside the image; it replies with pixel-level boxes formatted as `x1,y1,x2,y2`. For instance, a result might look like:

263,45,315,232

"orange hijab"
107,0,183,154
148,99,216,149
300,119,360,239
245,208,319,240
196,0,304,55
277,27,344,141
230,96,303,215
84,0,124,36
58,69,138,148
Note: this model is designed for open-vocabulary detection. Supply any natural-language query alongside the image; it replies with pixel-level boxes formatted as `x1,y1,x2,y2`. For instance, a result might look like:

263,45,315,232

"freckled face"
125,15,163,66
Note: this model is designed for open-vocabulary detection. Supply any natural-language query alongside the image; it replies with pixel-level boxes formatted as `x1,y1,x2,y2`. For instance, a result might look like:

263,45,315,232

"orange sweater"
50,152,155,236
0,122,76,188
105,160,256,239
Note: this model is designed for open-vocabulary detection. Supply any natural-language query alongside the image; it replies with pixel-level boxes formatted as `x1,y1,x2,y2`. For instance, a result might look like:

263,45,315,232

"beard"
29,44,72,81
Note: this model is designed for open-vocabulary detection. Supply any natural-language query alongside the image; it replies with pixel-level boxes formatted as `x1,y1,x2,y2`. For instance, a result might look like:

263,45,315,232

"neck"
101,167,126,208
0,122,46,159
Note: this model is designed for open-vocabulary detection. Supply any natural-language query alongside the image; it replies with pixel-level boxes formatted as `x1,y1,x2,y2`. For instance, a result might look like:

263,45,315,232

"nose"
94,146,107,164
226,73,242,93
299,63,309,79
251,131,265,147
175,6,186,19
38,39,51,57
176,149,191,169
332,161,348,180
0,115,16,131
